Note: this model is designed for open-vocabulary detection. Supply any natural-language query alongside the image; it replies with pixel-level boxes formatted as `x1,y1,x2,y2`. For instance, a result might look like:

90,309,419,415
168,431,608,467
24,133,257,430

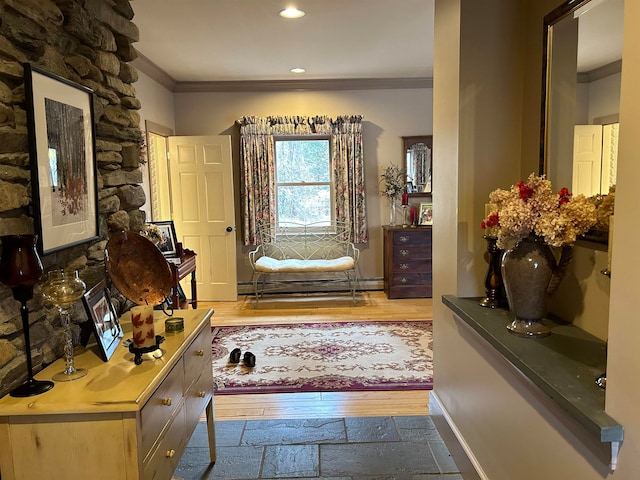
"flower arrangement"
379,163,406,200
481,173,597,249
140,223,164,245
588,185,615,231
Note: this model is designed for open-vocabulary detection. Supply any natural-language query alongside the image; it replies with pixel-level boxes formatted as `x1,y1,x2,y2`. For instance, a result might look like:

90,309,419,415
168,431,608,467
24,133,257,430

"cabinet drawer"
393,245,432,259
393,230,432,246
141,359,184,457
391,273,432,286
143,404,187,480
184,325,213,389
185,370,213,433
392,258,432,273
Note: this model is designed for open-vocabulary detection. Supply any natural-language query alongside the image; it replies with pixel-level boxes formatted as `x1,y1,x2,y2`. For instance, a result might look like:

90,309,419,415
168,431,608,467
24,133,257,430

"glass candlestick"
42,270,88,381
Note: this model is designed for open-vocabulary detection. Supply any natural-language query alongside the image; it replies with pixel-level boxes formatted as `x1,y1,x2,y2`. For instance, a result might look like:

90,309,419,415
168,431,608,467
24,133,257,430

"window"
274,137,333,226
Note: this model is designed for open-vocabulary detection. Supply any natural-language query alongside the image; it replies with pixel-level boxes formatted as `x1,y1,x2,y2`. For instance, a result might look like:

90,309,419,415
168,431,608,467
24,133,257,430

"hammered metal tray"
105,231,173,305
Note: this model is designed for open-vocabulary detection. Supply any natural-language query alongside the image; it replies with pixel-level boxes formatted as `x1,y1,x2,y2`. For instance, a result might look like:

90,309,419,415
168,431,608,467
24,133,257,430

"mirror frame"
402,135,433,198
539,0,592,175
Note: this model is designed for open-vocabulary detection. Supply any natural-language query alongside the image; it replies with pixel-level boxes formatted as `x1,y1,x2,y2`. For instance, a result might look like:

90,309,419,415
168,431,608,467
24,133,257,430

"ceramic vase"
501,234,571,338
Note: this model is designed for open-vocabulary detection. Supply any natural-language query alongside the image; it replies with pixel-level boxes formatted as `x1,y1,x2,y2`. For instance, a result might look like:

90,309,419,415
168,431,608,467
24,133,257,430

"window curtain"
238,115,368,245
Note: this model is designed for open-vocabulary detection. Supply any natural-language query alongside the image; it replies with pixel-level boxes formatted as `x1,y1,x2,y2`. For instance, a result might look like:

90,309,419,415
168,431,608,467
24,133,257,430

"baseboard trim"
429,391,488,480
236,278,383,295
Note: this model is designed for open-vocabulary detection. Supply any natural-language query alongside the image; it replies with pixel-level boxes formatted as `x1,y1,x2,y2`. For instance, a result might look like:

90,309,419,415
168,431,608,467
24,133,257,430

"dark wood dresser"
383,226,433,298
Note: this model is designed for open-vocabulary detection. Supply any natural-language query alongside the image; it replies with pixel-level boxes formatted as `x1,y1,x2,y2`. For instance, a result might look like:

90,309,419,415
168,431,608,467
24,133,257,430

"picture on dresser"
419,203,433,225
82,279,123,361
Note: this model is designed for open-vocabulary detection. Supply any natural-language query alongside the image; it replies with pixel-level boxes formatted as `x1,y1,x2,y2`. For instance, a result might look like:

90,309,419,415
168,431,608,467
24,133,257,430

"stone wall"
0,0,144,397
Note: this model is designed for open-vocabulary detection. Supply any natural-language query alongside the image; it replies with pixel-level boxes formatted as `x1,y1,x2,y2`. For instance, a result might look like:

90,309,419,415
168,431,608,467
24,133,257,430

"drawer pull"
166,449,176,458
161,398,173,406
195,350,205,356
399,235,410,243
400,277,408,283
400,263,409,270
198,391,206,398
400,249,409,256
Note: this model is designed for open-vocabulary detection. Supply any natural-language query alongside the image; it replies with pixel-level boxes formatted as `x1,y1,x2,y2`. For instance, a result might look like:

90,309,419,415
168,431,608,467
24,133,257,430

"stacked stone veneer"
0,0,146,397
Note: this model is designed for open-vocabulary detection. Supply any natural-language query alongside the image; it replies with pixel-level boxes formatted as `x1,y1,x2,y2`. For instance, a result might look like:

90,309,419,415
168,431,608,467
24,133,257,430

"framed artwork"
419,202,433,226
149,220,178,257
82,280,123,362
24,63,99,255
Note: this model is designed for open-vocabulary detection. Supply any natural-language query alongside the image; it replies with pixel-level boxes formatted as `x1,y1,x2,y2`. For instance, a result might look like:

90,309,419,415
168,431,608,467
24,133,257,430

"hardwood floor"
200,291,433,421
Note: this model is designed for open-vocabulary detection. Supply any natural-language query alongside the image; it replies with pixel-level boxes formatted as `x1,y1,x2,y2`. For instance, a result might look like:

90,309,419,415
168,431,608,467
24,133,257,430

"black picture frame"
149,220,178,257
82,280,123,362
24,63,99,255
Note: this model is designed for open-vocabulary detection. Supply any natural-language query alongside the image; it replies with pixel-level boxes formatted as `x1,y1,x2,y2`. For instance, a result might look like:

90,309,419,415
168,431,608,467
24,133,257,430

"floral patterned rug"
211,321,433,394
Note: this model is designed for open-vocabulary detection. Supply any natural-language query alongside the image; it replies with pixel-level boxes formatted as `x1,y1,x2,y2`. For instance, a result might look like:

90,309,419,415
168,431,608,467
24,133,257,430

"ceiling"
131,0,435,89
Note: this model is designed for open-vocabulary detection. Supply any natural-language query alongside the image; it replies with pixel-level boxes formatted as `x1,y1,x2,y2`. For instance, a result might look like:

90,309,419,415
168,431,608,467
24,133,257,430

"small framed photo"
419,202,433,226
149,220,178,257
24,63,99,255
82,280,123,361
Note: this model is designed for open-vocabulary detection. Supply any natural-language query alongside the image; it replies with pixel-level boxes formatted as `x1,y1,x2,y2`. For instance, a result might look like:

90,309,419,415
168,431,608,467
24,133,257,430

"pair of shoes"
228,348,256,368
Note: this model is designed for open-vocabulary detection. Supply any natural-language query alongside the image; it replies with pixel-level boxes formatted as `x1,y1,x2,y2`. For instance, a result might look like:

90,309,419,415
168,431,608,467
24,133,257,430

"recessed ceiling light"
279,7,305,19
290,67,306,74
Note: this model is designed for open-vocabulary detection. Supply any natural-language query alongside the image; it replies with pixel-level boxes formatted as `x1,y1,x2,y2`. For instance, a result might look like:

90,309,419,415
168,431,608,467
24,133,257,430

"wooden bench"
248,221,360,305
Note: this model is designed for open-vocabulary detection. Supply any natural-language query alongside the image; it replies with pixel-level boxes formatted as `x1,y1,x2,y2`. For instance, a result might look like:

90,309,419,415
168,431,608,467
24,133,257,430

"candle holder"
479,235,507,308
125,335,165,365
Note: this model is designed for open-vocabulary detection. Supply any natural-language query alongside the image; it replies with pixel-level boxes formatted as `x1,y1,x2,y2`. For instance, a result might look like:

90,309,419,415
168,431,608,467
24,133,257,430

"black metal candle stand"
124,335,166,365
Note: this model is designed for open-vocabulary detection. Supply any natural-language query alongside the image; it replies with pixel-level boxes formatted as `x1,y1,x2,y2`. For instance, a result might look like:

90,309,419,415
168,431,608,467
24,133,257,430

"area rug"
211,321,433,394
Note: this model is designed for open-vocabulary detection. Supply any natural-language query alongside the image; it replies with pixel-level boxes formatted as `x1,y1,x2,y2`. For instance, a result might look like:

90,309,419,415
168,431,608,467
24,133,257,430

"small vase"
501,234,571,338
479,235,506,308
389,197,397,226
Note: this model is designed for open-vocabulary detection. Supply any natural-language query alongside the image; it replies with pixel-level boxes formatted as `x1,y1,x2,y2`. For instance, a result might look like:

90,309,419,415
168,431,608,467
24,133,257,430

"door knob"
226,226,233,232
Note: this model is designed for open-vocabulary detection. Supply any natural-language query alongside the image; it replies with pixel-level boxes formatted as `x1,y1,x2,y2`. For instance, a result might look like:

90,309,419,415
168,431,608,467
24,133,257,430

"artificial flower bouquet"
481,173,597,249
379,163,406,199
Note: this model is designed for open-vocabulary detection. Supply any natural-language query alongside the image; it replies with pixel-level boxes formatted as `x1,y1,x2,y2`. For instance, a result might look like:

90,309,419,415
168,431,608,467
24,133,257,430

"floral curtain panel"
238,115,368,245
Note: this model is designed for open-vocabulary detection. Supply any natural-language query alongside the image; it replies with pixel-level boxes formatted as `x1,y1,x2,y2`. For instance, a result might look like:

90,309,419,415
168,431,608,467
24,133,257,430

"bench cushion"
255,255,356,273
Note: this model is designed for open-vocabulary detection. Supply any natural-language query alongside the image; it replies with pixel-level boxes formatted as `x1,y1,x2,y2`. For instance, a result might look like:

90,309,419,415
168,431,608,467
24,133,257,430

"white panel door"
168,135,237,301
572,125,603,196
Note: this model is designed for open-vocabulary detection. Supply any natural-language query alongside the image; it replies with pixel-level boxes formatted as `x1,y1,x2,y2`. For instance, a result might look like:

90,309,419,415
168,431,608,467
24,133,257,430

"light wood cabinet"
0,309,215,480
383,226,433,298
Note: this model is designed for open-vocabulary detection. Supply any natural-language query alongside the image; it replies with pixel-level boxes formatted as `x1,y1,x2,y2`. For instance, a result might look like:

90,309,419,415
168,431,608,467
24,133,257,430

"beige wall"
434,0,639,477
170,89,432,285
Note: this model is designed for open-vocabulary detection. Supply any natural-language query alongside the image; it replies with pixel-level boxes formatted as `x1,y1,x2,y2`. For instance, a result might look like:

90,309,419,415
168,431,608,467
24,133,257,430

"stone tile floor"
176,415,464,480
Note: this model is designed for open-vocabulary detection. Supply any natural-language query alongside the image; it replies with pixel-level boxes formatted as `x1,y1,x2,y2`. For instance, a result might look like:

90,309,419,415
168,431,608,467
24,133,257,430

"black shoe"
229,348,241,363
243,351,256,368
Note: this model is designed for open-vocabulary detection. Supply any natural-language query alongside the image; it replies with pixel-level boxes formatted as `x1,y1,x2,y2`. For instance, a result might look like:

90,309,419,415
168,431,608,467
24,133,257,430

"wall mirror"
540,0,623,199
403,136,433,195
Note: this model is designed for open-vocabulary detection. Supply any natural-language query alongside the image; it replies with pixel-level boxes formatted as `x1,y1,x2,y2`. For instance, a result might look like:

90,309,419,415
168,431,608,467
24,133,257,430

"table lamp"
0,234,54,397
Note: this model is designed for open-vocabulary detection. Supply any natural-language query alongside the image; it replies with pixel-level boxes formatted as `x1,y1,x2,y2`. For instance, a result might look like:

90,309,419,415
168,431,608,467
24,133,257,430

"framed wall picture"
82,280,123,362
419,202,433,226
149,220,178,257
24,63,99,255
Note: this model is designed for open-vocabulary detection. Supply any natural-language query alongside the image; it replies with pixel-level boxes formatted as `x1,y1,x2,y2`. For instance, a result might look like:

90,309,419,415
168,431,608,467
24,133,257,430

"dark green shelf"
442,295,623,444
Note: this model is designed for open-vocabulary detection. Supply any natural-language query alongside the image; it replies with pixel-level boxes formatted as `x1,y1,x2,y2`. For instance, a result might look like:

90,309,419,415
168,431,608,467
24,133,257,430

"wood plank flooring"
200,291,433,421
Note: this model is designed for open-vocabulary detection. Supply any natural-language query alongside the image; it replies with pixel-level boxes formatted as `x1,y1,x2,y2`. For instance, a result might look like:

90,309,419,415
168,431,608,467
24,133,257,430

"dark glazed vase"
501,235,566,338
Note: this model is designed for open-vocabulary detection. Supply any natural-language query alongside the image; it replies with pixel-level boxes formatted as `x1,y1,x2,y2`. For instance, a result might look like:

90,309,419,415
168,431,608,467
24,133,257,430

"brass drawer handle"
400,235,409,243
195,350,205,356
400,249,409,256
400,277,408,284
161,398,172,406
198,391,206,398
400,263,409,270
166,449,176,458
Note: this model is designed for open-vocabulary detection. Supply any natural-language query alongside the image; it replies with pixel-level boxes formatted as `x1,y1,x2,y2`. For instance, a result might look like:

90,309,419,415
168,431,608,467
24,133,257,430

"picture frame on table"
148,220,178,257
419,202,433,226
82,279,123,362
24,63,99,255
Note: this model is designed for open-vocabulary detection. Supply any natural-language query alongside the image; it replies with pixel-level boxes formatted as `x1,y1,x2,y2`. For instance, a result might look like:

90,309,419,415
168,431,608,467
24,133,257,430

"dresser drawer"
184,324,212,390
392,272,432,286
185,370,213,433
393,245,431,259
143,404,187,480
141,359,184,457
392,258,432,273
393,230,432,246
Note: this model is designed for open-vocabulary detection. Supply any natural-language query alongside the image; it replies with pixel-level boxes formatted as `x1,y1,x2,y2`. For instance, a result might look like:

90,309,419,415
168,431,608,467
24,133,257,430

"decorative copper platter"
105,231,172,305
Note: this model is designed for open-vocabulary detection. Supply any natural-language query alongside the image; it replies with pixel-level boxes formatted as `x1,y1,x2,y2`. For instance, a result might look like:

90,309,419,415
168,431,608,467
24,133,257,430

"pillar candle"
131,305,156,349
410,208,417,225
402,193,409,205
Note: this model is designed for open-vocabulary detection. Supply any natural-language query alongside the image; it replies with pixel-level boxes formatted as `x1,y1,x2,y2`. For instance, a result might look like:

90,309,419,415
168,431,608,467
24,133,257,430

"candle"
131,305,156,349
410,208,417,225
485,203,497,219
607,215,614,271
402,193,409,205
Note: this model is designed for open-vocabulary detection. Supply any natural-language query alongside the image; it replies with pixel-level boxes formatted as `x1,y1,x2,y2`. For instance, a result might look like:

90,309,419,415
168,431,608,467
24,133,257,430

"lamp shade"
0,235,43,288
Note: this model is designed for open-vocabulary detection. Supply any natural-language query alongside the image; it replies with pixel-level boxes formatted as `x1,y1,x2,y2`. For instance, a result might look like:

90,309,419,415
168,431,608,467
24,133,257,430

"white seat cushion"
255,256,355,273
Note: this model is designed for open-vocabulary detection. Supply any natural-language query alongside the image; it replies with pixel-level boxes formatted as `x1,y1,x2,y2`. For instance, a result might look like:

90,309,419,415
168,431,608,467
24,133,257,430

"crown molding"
132,50,432,93
578,59,622,84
